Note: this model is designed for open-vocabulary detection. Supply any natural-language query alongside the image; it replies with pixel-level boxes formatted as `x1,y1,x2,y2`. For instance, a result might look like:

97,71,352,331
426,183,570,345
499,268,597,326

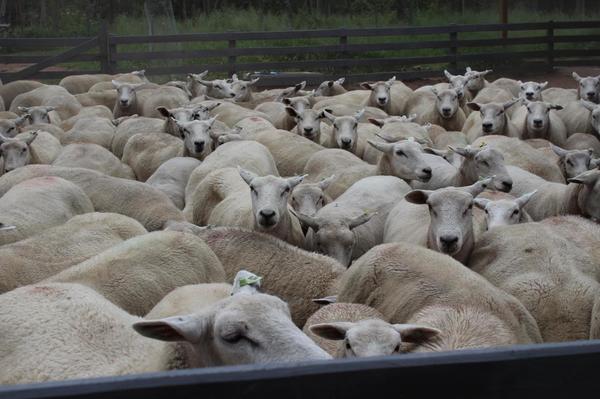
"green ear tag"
239,275,262,288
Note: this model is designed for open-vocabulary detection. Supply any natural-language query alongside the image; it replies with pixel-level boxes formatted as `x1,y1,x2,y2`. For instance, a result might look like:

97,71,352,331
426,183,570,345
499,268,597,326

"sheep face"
17,106,54,124
324,111,363,152
290,176,333,217
362,76,395,108
452,146,513,192
282,96,310,115
231,78,259,102
464,68,492,92
0,118,25,138
433,88,460,119
474,192,535,230
368,139,432,182
176,118,217,160
287,108,325,142
573,73,600,103
406,181,489,257
310,319,440,357
552,145,595,179
239,170,304,231
467,101,517,134
580,101,600,133
134,293,330,366
0,132,37,173
519,81,548,101
112,81,144,109
198,79,236,99
524,101,563,134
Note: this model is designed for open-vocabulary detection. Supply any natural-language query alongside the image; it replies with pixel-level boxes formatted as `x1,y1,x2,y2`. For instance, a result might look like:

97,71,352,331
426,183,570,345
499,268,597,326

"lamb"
383,179,491,264
469,219,600,342
511,100,567,145
292,175,412,266
10,84,81,120
183,140,279,216
0,165,185,231
412,145,513,192
473,191,535,231
0,212,146,293
551,144,598,179
290,175,335,217
471,135,565,183
121,132,184,181
0,282,328,385
52,143,136,179
337,242,542,351
0,176,94,246
506,166,600,221
111,115,165,158
62,116,116,149
304,303,440,357
146,157,201,209
174,117,219,160
166,224,346,327
461,99,520,142
405,87,466,131
45,230,225,316
0,80,44,109
303,137,432,199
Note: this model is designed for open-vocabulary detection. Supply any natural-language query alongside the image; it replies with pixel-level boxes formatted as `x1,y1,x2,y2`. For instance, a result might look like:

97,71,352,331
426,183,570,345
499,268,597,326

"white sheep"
461,99,520,142
290,175,335,217
551,144,598,179
174,117,219,160
52,143,136,179
146,157,201,209
0,80,44,110
511,100,567,145
405,87,466,130
121,132,184,181
63,116,116,149
338,242,542,351
360,76,411,116
111,115,165,158
383,179,491,264
0,212,146,293
473,191,535,231
0,176,94,246
313,77,347,97
10,84,81,120
292,175,412,266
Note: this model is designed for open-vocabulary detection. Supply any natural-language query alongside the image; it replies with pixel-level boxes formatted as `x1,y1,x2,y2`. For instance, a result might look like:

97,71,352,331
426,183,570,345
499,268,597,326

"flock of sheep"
1,65,600,385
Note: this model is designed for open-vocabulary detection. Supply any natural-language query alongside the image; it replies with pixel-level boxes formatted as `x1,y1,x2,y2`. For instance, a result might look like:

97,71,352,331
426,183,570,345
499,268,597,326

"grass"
4,6,600,82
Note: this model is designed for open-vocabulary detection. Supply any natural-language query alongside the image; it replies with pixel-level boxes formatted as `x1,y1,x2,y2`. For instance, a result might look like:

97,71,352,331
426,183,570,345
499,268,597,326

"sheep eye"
484,209,489,214
21,148,27,153
345,340,351,350
395,150,405,157
567,160,573,166
513,209,520,216
497,110,504,116
250,186,256,193
222,333,244,344
281,187,290,196
468,204,473,210
481,160,490,167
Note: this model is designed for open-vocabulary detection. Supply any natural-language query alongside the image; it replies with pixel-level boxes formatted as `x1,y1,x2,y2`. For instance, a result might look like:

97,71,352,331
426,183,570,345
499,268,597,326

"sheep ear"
238,167,258,185
540,81,549,90
450,145,478,159
464,178,493,197
405,190,431,204
285,106,299,118
250,78,260,86
111,80,122,89
231,74,239,81
133,313,210,344
549,104,563,111
393,324,441,344
348,212,374,229
504,98,520,110
516,190,537,208
309,322,354,340
14,115,29,126
573,72,582,82
205,115,217,127
287,174,307,190
551,144,568,158
204,102,221,111
156,107,170,118
318,175,335,190
289,208,320,231
385,76,396,87
568,169,600,186
354,108,365,121
322,110,336,124
444,70,454,80
367,140,394,154
17,106,30,113
312,295,337,305
335,77,345,85
24,131,39,145
424,147,448,157
360,82,373,90
481,69,493,76
473,198,490,210
467,102,481,111
368,118,385,127
580,100,598,112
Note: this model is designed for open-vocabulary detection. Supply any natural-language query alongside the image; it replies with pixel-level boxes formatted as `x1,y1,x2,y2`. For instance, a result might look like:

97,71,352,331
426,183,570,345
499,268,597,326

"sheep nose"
378,97,387,103
440,235,459,246
526,92,534,98
120,99,128,105
587,92,596,100
482,122,493,130
194,141,205,152
341,138,352,147
259,209,275,219
442,107,451,114
229,93,236,98
304,127,313,133
533,119,543,126
422,167,432,176
502,181,513,191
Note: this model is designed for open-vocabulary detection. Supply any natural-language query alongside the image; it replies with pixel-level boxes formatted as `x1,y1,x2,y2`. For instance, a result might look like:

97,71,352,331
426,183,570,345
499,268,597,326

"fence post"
228,35,236,77
339,29,349,80
98,22,110,74
547,20,554,71
449,25,458,73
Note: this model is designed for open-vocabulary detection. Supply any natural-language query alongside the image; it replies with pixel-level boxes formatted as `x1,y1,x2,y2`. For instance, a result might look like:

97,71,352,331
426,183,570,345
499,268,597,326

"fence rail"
0,20,599,85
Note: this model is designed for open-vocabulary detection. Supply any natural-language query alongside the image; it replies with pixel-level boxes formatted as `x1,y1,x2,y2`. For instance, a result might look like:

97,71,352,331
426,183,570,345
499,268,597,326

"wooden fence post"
449,26,458,73
547,20,554,71
339,28,349,81
98,22,110,74
228,36,236,77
